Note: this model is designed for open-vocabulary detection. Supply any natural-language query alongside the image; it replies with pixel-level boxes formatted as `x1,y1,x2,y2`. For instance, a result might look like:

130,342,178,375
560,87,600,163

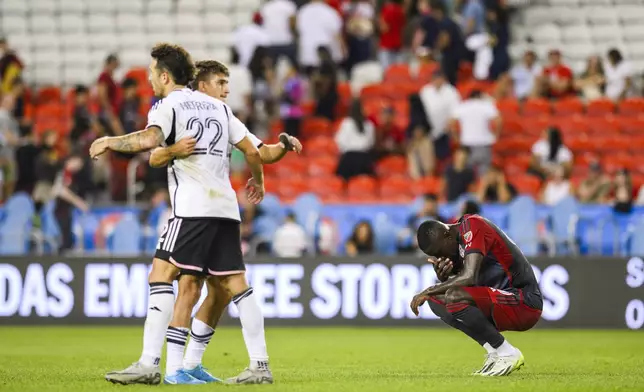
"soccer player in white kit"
148,60,302,384
90,43,272,385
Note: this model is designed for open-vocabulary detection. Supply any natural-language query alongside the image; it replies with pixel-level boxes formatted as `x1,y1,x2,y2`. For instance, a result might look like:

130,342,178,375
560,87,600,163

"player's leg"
427,295,498,374
445,287,524,377
104,257,179,385
207,220,272,385
183,277,231,381
164,273,208,385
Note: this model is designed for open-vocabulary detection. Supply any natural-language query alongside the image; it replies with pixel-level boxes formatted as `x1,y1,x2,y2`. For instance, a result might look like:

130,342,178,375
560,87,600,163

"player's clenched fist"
245,178,265,205
89,137,110,159
428,257,453,282
279,133,303,154
171,137,197,158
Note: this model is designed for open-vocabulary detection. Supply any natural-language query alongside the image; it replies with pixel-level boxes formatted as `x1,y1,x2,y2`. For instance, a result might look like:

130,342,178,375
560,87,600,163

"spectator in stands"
450,89,501,175
378,0,406,70
32,130,63,219
97,54,124,136
261,0,298,66
460,0,485,38
342,0,375,74
419,69,461,160
443,146,476,202
0,37,23,95
406,94,435,179
373,106,405,157
412,0,438,60
10,78,31,135
535,49,573,99
313,46,339,120
416,193,448,224
430,1,463,85
279,60,305,137
248,46,277,118
574,55,605,102
335,100,376,180
233,12,271,68
476,165,516,203
604,48,635,102
456,199,481,221
612,168,634,214
345,220,374,256
541,165,571,206
577,161,611,203
487,6,511,80
528,126,573,180
510,50,541,100
273,212,309,257
70,85,99,150
297,0,345,75
0,94,21,200
227,49,254,126
120,78,142,135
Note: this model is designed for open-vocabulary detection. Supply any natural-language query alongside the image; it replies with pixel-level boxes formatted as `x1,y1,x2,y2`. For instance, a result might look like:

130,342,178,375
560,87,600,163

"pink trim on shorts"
169,257,203,272
208,269,245,276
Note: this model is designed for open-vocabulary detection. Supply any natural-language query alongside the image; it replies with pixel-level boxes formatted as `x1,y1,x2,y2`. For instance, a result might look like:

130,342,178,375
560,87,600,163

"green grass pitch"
1,327,643,392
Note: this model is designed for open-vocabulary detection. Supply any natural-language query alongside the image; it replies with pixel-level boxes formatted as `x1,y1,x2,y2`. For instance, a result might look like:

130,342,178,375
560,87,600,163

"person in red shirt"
372,106,405,156
538,49,574,98
378,0,406,70
97,53,124,136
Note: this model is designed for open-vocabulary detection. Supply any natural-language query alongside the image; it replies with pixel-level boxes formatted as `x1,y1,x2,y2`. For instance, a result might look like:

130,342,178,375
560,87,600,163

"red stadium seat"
417,62,440,82
504,155,532,174
555,117,590,135
309,176,344,199
379,176,414,202
36,87,62,105
276,178,310,200
552,97,584,116
617,117,644,134
347,175,378,199
586,98,615,117
273,156,308,177
308,156,337,177
305,137,338,156
360,84,388,100
301,117,332,138
497,98,520,117
618,98,644,116
522,99,551,116
410,176,442,196
603,154,636,174
384,64,412,82
512,175,542,196
567,136,593,153
628,136,644,153
376,156,407,176
301,100,316,116
520,116,550,135
587,116,619,134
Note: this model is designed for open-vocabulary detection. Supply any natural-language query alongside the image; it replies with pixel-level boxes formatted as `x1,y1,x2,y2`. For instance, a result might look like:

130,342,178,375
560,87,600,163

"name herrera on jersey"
179,101,219,111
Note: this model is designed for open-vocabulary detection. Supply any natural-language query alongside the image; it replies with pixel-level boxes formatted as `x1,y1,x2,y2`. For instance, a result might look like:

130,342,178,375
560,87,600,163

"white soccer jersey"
146,88,251,221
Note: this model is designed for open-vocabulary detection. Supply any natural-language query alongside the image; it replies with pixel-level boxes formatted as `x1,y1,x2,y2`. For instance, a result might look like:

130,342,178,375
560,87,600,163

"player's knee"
149,258,179,284
427,297,450,320
177,276,202,304
217,273,248,296
444,288,469,304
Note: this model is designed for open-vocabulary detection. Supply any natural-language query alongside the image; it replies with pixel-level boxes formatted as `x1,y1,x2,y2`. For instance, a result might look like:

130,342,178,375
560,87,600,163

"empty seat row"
0,0,251,15
521,6,644,27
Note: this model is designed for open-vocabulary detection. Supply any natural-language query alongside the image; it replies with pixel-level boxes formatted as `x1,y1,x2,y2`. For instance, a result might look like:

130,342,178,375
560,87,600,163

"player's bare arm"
90,126,165,159
260,133,303,163
410,253,483,316
148,138,197,168
235,136,264,204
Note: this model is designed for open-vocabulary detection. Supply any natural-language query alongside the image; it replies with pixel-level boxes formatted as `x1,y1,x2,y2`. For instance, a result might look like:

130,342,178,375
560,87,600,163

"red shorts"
461,287,542,332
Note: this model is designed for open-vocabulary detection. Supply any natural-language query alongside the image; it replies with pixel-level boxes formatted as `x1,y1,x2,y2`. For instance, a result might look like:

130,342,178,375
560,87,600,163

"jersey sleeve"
146,99,174,142
228,114,249,145
246,130,264,148
458,216,491,256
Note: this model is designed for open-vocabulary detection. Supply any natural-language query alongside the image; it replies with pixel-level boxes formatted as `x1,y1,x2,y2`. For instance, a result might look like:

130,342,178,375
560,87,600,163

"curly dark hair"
188,60,229,90
150,43,195,86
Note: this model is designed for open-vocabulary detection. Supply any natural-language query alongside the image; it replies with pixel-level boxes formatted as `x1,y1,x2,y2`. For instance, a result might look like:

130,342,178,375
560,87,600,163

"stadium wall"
0,256,642,330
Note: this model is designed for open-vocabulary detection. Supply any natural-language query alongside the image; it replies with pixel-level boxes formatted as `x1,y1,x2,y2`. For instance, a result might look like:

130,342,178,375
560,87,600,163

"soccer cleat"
225,368,274,385
183,365,222,383
164,369,207,385
480,350,524,377
105,362,161,385
472,352,498,375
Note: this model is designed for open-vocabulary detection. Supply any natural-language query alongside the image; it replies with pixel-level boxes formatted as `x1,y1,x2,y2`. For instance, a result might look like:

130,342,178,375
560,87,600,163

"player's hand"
171,137,197,158
246,178,265,205
89,137,110,160
427,257,453,281
410,292,430,317
279,133,303,154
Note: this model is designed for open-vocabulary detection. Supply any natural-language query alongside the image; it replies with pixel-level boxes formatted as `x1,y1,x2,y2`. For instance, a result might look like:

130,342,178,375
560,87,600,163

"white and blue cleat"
184,365,222,383
163,369,207,385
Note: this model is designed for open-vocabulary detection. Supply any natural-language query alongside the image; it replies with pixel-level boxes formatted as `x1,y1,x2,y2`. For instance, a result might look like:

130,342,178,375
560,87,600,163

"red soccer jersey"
543,64,574,98
456,214,542,309
379,3,405,50
98,71,120,115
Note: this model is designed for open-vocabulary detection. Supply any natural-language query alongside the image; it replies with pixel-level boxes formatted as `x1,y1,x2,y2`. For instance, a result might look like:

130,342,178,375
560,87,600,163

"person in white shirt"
226,49,253,121
529,127,573,180
147,59,303,384
604,48,635,101
510,50,541,99
91,43,271,386
541,165,571,206
449,90,501,175
232,13,271,68
272,212,308,257
335,100,376,180
297,0,345,72
261,0,298,65
419,70,461,160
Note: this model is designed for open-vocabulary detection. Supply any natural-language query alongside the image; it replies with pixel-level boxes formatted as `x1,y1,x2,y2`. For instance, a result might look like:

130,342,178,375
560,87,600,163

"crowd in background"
0,0,643,255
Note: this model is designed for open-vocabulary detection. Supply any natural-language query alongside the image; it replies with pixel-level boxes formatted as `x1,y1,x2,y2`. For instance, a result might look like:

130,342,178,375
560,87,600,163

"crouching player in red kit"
411,215,543,376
